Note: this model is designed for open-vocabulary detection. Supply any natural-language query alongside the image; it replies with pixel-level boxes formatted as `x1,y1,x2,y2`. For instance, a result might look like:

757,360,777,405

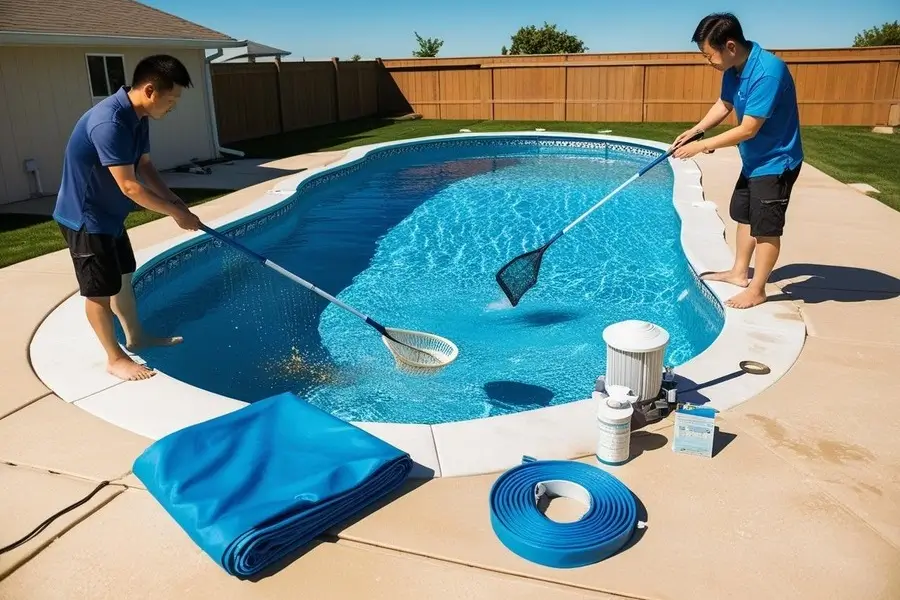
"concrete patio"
1,145,898,600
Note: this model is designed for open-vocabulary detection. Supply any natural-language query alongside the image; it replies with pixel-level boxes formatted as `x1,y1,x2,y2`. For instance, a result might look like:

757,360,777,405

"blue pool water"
132,137,724,424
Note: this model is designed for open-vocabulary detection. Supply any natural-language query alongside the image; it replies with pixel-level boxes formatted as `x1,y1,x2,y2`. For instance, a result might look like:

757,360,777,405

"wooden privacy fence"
210,59,382,144
381,46,900,127
210,47,900,143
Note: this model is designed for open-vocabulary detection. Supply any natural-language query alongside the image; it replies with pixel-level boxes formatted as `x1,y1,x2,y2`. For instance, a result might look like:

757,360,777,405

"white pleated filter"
602,320,670,402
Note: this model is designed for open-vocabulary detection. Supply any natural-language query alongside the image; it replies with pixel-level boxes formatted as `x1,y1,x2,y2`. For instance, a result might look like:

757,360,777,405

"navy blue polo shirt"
720,41,803,178
54,86,150,236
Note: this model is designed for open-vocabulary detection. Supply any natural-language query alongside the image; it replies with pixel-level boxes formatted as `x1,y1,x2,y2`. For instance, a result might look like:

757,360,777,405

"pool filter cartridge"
602,320,670,404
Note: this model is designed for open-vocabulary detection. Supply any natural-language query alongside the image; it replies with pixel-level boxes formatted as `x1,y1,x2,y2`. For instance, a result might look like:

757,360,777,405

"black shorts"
730,164,802,237
59,224,137,297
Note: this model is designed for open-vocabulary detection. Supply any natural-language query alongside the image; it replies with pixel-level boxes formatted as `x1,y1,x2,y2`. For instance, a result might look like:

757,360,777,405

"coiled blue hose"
489,457,638,568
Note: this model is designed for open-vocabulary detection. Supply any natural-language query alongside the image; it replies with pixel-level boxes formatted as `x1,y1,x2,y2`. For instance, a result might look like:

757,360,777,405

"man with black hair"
672,13,803,309
54,54,203,381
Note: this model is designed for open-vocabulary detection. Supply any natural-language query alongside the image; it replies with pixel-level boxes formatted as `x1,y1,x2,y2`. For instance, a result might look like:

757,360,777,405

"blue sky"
144,0,897,60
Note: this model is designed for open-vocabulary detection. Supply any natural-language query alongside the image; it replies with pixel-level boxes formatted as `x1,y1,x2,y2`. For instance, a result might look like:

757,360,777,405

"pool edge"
27,132,806,479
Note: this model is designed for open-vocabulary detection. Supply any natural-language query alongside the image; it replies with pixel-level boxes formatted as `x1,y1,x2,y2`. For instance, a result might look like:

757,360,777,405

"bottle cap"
606,397,630,410
605,384,637,409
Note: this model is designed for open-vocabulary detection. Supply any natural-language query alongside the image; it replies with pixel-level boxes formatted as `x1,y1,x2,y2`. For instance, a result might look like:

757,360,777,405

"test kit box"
672,404,716,458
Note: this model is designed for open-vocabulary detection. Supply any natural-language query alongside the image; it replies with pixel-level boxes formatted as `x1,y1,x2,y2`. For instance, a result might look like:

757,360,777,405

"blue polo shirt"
720,41,803,178
54,86,150,236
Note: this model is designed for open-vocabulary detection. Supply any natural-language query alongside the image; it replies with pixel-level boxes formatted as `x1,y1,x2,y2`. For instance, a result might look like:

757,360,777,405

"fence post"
489,66,495,120
332,57,341,123
375,57,382,116
274,60,285,133
641,64,647,123
436,64,442,120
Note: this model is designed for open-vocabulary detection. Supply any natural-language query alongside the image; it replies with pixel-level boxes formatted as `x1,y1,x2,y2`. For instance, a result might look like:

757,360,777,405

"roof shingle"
0,0,236,42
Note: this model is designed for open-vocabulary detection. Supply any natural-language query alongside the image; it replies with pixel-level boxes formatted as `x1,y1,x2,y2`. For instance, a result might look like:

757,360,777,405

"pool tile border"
28,131,805,478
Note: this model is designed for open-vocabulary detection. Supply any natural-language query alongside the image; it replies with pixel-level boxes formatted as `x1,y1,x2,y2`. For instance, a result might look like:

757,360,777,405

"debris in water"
268,346,342,385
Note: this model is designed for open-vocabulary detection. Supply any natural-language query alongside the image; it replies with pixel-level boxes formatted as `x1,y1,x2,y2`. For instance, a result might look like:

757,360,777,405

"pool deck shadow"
2,144,900,599
673,367,759,406
159,153,348,191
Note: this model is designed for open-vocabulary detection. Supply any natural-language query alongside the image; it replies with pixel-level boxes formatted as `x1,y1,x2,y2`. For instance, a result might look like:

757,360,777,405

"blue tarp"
132,391,413,578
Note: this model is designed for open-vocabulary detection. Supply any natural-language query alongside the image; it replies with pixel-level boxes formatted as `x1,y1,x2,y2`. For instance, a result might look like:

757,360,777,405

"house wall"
0,45,217,206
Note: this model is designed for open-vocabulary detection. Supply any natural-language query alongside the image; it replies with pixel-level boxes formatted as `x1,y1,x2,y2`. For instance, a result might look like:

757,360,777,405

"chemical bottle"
596,385,636,466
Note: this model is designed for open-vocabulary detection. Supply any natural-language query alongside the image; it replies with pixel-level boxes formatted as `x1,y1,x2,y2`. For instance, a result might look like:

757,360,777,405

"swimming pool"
129,136,724,425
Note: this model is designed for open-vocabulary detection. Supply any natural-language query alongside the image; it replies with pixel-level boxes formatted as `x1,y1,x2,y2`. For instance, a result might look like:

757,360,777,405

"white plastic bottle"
596,385,635,466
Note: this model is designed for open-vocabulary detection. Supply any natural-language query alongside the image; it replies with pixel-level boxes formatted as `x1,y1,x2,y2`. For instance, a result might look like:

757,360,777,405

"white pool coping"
29,131,806,479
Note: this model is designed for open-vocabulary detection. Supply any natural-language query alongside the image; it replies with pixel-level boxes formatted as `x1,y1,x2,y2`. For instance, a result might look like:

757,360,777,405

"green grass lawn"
0,188,230,269
233,117,900,212
2,118,896,269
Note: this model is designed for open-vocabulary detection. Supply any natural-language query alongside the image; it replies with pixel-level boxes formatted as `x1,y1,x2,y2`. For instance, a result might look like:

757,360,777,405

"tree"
413,32,443,57
506,22,587,55
350,54,361,61
853,21,900,46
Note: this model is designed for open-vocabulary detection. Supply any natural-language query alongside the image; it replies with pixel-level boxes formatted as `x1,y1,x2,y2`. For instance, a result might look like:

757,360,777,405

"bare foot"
725,288,768,309
107,356,156,381
700,270,750,288
125,336,183,352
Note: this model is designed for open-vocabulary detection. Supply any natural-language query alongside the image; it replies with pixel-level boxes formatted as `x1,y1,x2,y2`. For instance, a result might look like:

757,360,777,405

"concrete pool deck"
1,144,899,599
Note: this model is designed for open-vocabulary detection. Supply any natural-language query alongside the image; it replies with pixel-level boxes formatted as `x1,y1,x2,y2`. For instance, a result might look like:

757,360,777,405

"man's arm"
108,164,200,231
674,112,764,158
697,98,734,132
134,119,187,210
676,71,737,144
90,120,199,230
137,154,187,209
699,114,764,152
697,75,779,152
108,164,188,217
672,98,733,149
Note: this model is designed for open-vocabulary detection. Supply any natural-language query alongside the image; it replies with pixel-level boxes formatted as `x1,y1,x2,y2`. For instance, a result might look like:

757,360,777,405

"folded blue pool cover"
132,391,413,578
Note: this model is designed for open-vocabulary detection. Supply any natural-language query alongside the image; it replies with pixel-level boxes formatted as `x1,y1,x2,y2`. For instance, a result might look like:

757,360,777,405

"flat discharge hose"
489,457,638,568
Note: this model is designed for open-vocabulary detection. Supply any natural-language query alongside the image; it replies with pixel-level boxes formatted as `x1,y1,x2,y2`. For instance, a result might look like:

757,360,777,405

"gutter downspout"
204,48,245,158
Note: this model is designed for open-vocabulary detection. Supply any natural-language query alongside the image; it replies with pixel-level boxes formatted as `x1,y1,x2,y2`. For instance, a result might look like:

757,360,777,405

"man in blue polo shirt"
672,13,803,309
54,54,202,381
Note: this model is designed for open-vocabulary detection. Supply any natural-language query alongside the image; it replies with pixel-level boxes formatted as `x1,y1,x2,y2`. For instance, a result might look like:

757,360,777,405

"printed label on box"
673,405,716,458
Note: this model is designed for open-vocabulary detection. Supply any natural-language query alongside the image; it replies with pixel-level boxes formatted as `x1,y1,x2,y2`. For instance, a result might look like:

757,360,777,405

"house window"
86,54,127,100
